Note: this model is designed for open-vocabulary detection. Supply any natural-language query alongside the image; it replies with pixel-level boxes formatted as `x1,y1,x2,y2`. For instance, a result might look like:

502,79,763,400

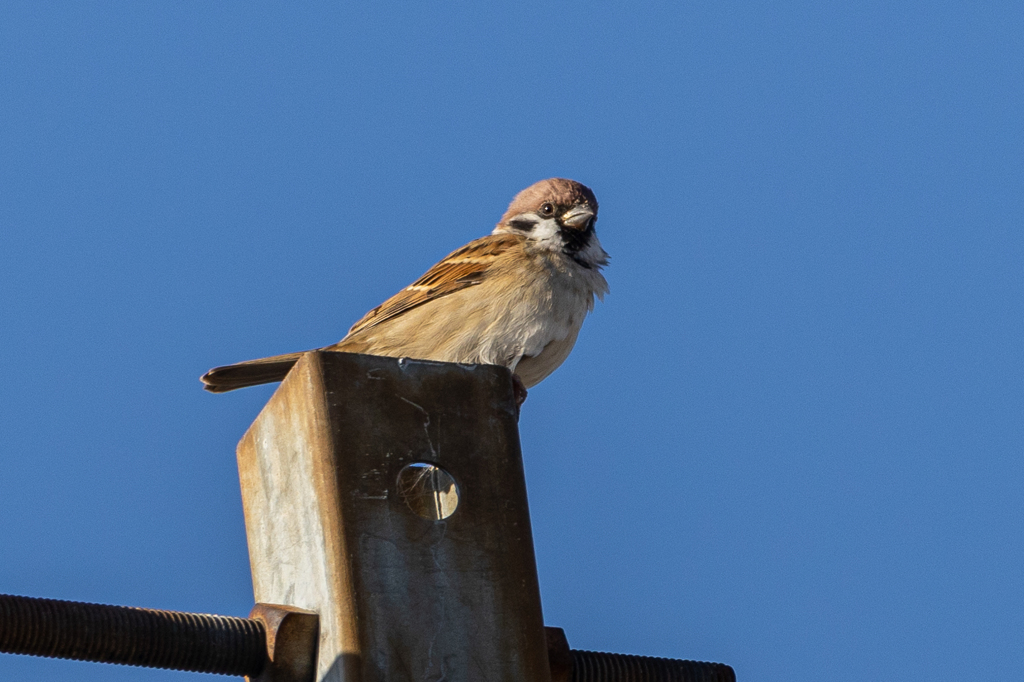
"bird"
201,178,609,405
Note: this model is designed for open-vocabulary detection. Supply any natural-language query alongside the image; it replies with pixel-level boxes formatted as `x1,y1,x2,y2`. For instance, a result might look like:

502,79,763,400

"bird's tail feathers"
200,352,307,393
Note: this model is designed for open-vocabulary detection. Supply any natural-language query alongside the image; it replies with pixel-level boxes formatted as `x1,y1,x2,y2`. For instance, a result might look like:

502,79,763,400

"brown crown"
499,178,598,225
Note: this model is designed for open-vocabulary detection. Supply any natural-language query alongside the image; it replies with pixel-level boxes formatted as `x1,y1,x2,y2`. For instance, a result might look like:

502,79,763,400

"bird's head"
494,178,608,269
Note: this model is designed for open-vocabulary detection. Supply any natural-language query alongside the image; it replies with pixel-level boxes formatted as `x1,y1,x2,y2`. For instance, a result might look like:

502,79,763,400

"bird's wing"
343,233,522,337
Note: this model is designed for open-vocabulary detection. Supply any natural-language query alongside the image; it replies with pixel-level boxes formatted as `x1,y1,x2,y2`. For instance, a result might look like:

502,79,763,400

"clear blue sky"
1,3,1021,681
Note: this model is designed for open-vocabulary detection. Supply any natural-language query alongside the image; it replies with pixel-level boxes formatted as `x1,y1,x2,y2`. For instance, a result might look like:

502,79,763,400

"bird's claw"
512,374,528,420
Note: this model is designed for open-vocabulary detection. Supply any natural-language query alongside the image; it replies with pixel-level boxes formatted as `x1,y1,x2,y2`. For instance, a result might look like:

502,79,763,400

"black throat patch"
560,224,595,268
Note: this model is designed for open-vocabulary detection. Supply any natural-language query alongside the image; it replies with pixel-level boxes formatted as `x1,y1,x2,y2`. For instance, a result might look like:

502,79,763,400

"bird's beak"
561,206,595,229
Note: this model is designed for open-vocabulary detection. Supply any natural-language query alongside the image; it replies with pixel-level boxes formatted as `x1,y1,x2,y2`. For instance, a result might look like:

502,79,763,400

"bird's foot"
512,374,528,418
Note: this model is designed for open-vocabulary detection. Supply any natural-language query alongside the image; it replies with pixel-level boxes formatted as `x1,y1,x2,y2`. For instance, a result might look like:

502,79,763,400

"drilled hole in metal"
396,463,459,520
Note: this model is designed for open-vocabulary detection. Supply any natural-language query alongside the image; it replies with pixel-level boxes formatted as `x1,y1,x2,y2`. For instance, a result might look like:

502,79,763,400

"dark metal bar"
0,593,266,677
0,592,734,681
571,649,736,682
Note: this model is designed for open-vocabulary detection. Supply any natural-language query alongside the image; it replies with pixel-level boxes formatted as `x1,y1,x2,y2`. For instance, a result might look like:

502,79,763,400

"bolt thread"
571,649,735,682
0,593,266,677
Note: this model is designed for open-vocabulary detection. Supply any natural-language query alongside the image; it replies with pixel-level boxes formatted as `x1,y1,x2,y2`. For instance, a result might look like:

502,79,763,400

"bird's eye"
540,203,554,215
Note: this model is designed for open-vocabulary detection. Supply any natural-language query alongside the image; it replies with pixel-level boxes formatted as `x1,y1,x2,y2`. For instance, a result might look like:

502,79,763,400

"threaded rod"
0,593,736,681
572,649,735,682
0,593,266,677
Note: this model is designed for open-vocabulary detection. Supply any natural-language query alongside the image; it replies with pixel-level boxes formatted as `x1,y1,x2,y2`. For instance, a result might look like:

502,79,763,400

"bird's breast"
483,252,607,384
336,250,606,386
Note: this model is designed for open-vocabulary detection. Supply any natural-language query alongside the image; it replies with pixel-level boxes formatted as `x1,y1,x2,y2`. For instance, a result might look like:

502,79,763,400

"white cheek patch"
529,217,564,250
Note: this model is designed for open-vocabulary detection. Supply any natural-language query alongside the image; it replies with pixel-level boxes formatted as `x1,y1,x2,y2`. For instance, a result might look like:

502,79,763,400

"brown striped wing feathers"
344,233,521,336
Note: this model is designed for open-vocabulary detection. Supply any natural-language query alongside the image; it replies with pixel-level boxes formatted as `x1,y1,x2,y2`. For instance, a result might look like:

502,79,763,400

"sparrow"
201,178,609,405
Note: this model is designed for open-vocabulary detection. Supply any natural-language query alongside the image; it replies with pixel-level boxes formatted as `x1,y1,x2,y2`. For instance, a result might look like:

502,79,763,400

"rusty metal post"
236,351,550,682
